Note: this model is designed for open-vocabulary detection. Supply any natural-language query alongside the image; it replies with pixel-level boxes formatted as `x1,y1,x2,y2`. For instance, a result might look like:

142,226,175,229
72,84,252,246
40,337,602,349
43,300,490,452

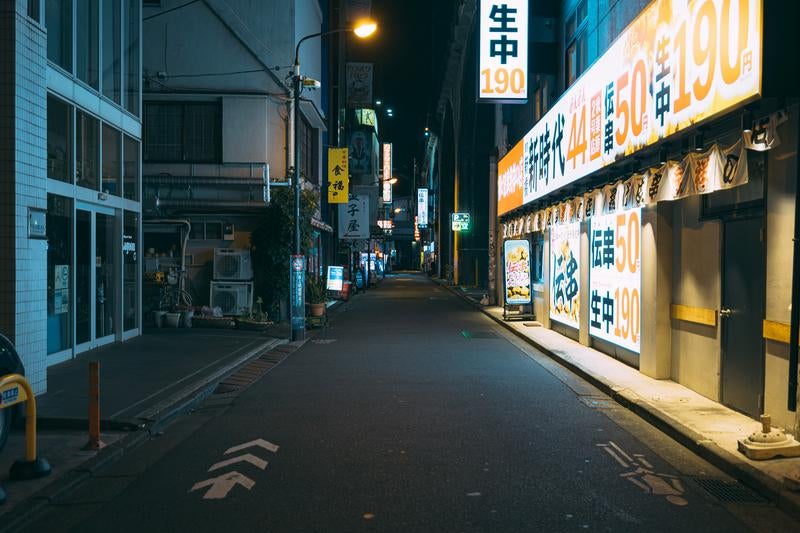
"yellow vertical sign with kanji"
328,148,349,203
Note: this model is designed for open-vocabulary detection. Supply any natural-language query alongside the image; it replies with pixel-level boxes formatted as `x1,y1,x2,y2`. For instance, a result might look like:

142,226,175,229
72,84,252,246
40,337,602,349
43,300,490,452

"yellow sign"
327,148,349,204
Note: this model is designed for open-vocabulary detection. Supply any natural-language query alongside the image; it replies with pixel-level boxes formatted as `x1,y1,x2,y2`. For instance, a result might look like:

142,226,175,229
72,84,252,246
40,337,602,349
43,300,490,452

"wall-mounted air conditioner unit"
210,281,253,316
213,248,253,281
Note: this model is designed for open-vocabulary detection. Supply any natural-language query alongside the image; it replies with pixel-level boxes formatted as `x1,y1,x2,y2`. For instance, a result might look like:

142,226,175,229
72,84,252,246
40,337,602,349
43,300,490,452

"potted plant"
306,276,327,317
236,297,273,331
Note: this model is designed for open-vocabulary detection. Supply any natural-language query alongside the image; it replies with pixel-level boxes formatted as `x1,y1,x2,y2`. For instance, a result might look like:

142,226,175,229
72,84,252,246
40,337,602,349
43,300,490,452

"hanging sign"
497,0,763,216
550,222,580,328
589,208,641,353
503,239,532,305
338,194,369,239
417,188,428,227
327,148,349,203
382,143,392,204
478,0,528,103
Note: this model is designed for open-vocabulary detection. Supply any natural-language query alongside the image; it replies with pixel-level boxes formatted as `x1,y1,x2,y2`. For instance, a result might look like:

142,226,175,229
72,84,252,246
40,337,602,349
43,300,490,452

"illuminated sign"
327,148,349,204
497,0,763,216
503,239,531,305
589,208,641,353
451,213,470,232
417,188,428,227
478,0,528,102
550,222,581,328
326,266,344,291
382,143,392,203
414,216,420,241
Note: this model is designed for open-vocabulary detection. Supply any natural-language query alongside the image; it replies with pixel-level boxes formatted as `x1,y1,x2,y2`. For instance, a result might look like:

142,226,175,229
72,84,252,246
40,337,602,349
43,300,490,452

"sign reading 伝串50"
497,0,763,216
550,222,580,328
478,0,528,103
589,208,642,353
504,239,532,305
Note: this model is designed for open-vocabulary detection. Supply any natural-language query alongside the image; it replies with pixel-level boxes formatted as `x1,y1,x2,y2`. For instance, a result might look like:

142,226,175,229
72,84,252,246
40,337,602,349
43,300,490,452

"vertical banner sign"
326,265,344,291
338,194,369,239
417,188,429,227
503,239,532,305
327,148,349,203
478,0,528,102
382,143,392,203
550,222,581,327
495,0,763,216
589,208,641,353
290,255,306,332
346,62,373,107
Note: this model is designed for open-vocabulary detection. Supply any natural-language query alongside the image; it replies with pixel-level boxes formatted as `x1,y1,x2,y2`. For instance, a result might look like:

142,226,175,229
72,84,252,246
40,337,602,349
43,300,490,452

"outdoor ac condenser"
210,281,253,316
213,248,253,281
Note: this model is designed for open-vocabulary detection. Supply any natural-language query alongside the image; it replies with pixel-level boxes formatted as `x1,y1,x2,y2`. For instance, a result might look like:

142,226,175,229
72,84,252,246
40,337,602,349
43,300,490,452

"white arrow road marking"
208,453,268,472
191,471,255,500
224,438,279,455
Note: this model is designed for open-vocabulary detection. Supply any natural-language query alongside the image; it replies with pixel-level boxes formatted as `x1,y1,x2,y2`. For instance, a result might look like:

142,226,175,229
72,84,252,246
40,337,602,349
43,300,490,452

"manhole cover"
461,330,499,339
691,478,769,504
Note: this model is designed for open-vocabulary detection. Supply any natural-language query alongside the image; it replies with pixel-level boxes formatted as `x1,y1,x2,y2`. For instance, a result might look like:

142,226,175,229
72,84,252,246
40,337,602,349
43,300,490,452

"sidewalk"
0,326,285,523
438,279,800,519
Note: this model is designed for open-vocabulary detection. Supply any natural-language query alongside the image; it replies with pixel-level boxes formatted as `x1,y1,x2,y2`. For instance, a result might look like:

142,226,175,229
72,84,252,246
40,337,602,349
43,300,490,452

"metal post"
84,361,105,450
291,65,305,341
789,108,800,414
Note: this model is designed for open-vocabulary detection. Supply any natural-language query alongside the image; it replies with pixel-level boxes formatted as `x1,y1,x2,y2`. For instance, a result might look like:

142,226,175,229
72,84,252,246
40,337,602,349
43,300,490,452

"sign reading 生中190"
590,208,641,353
478,0,528,103
497,0,763,216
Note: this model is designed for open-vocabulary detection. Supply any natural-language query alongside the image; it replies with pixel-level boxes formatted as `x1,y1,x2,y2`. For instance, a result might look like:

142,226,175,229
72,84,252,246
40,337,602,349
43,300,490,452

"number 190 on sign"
480,67,526,98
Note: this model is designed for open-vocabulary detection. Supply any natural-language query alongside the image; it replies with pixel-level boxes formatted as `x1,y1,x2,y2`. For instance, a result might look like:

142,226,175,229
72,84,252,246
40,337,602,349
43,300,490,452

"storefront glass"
47,95,72,183
96,213,116,339
47,195,72,355
123,135,140,201
76,0,99,89
102,124,121,196
124,211,139,331
76,210,91,345
77,111,100,190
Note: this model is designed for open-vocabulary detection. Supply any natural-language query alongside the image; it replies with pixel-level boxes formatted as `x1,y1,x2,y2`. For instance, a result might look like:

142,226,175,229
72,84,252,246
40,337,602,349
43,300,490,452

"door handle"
719,308,733,318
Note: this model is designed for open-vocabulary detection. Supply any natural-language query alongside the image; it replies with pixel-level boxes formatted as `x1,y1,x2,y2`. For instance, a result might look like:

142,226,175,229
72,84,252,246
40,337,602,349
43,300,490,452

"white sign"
478,0,528,102
382,143,392,203
503,239,531,305
417,188,428,227
589,208,641,353
550,222,580,328
338,194,369,239
326,266,344,291
346,62,373,107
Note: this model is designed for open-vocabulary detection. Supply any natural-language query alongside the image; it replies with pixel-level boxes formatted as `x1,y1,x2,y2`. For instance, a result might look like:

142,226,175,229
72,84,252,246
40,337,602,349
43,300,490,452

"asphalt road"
20,274,798,532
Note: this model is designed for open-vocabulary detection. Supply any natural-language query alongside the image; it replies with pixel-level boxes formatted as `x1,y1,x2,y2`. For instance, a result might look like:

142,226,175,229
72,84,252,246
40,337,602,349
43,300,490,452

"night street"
18,274,793,532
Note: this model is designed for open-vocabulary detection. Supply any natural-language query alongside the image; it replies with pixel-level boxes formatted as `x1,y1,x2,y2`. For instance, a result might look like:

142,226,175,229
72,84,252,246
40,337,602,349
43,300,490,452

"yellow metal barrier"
0,373,51,483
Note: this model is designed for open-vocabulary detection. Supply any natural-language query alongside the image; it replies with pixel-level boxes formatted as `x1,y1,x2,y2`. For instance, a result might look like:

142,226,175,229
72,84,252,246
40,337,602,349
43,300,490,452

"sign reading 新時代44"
478,0,528,103
497,0,763,216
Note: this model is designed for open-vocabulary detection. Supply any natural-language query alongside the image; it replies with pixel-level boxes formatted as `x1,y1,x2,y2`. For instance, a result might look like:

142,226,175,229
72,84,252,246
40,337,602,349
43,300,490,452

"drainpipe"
790,105,800,416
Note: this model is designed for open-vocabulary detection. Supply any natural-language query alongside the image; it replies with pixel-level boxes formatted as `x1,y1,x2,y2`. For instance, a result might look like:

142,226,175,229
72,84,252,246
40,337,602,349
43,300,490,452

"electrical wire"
166,68,268,78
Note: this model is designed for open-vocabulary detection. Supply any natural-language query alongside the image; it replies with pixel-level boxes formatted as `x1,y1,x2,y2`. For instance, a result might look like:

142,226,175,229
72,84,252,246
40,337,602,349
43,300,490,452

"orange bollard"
83,361,106,450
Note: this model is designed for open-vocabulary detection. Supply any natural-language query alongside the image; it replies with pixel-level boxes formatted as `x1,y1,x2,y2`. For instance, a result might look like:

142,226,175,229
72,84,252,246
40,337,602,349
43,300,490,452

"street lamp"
289,19,377,341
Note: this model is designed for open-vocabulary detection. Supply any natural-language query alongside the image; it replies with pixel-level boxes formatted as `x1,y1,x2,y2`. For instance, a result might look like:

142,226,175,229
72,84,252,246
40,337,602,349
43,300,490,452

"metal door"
721,217,765,417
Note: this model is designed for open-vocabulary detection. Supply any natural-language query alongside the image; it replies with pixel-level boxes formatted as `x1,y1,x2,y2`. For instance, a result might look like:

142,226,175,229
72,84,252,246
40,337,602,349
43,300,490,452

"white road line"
225,438,280,455
209,453,268,472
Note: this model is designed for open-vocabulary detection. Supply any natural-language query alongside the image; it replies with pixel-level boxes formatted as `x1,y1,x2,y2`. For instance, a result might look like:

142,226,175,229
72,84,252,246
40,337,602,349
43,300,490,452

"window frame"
143,101,222,164
564,0,588,88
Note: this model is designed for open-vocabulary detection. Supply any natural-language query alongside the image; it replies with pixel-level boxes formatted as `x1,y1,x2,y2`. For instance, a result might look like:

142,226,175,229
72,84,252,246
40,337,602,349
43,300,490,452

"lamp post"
289,19,377,341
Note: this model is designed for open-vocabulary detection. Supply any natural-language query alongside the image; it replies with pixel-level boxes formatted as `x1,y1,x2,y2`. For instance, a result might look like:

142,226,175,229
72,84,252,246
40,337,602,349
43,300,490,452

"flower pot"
165,312,182,328
309,303,325,317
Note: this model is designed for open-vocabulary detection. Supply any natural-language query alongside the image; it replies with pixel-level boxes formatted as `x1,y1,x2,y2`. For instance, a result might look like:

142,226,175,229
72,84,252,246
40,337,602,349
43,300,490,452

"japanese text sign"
326,265,344,291
504,239,532,305
550,222,581,328
497,0,762,216
417,188,429,227
290,255,306,331
382,143,392,203
451,213,471,232
327,148,349,204
479,0,528,102
589,208,641,353
338,194,369,239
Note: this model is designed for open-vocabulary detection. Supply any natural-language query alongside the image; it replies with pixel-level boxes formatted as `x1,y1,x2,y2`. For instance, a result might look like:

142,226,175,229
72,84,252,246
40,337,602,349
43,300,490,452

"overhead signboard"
451,213,470,232
338,194,369,239
327,148,349,204
382,143,392,203
589,208,641,353
550,222,580,328
417,188,428,227
503,239,532,305
346,62,373,107
478,0,528,103
497,0,763,216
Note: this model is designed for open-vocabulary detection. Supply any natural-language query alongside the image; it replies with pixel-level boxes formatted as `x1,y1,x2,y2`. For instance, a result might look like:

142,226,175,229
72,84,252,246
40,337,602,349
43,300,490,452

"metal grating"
461,330,499,339
212,344,295,395
691,478,769,504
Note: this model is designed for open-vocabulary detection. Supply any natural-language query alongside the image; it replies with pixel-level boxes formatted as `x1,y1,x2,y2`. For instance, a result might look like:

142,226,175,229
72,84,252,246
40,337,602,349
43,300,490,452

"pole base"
82,438,107,451
0,483,6,505
291,327,305,342
9,457,51,481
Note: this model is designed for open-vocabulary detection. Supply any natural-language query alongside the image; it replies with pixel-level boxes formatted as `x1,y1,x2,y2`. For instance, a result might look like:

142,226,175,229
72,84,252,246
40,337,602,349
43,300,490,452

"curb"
434,279,800,520
0,336,285,531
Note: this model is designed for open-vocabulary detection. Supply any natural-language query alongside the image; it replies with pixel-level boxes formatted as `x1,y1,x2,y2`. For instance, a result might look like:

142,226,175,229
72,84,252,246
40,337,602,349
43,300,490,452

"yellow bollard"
0,373,51,481
83,362,106,451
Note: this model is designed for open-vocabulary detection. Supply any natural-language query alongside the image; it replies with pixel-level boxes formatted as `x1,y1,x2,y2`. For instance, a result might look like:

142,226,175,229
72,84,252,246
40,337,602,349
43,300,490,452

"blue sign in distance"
290,255,306,330
327,266,344,291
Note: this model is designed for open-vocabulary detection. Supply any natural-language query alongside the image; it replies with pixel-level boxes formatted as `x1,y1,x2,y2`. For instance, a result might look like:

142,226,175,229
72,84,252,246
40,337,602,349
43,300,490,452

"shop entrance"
721,216,765,418
75,204,118,354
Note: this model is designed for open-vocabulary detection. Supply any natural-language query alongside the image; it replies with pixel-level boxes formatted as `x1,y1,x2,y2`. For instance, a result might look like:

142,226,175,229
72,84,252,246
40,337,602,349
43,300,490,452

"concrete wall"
763,104,798,431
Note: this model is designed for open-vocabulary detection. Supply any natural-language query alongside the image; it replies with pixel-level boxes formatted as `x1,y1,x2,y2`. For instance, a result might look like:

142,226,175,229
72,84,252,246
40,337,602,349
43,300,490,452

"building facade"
0,0,143,393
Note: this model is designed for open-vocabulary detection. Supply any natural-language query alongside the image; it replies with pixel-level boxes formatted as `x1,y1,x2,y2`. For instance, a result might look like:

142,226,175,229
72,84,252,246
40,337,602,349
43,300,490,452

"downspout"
789,104,800,417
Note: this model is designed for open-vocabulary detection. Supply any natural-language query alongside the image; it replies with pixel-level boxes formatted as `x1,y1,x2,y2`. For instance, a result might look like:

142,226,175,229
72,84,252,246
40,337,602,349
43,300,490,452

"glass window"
102,0,122,103
143,102,221,162
143,103,182,161
299,117,318,184
102,124,121,196
46,0,72,71
123,211,139,331
77,0,100,89
96,213,116,338
47,95,72,183
123,134,140,201
76,209,91,345
184,104,221,161
565,0,588,88
124,0,140,116
76,111,100,190
27,0,40,22
47,195,72,354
